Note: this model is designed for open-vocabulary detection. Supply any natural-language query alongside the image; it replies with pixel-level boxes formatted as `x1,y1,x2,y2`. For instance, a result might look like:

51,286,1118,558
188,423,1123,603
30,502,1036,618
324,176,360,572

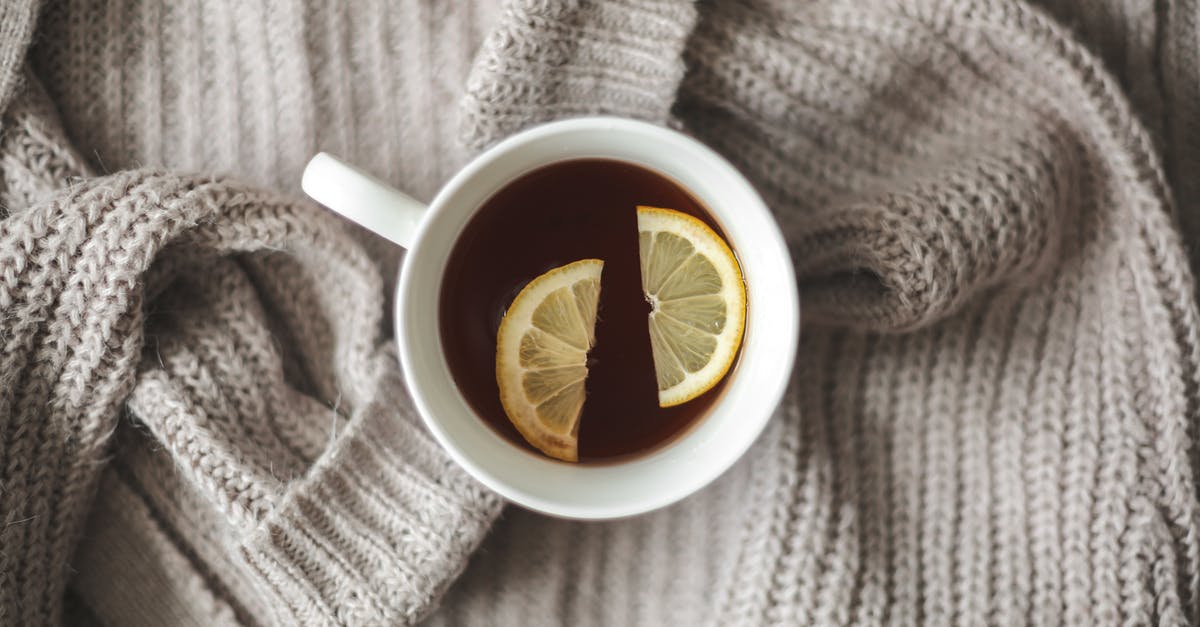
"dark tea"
439,159,737,462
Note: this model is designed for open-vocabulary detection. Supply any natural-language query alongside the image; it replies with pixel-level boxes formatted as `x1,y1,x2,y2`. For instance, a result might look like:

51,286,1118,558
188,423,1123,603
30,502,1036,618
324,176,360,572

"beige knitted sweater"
3,0,1200,624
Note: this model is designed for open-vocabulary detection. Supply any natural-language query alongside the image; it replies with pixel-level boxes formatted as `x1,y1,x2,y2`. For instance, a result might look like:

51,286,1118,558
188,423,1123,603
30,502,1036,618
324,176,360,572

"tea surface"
439,159,733,461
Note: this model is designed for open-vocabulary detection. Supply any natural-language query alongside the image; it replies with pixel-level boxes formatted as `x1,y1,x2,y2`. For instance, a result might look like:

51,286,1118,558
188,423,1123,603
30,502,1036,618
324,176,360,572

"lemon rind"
495,259,604,462
637,207,746,408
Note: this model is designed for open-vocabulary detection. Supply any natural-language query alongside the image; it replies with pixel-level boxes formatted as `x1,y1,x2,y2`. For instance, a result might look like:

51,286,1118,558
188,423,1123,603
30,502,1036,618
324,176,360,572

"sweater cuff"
239,366,503,625
460,0,699,149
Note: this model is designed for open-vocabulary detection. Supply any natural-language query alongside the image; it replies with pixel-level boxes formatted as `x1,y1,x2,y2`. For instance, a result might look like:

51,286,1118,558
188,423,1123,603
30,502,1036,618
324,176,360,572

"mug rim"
395,117,799,519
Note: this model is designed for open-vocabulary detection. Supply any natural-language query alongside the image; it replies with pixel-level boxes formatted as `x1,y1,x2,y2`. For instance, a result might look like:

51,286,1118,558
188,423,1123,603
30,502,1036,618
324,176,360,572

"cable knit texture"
3,0,1200,625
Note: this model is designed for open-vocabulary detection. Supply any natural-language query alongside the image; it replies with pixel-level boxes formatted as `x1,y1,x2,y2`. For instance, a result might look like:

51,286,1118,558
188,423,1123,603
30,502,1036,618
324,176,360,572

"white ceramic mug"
301,117,799,519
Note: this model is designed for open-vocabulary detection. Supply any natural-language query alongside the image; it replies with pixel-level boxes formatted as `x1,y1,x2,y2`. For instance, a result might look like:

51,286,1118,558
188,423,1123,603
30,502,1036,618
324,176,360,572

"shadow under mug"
301,117,799,519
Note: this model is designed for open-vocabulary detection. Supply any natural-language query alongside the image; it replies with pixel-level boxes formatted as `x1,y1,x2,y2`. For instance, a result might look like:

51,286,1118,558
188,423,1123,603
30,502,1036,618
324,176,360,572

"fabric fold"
785,124,1079,331
672,0,1091,332
460,0,699,149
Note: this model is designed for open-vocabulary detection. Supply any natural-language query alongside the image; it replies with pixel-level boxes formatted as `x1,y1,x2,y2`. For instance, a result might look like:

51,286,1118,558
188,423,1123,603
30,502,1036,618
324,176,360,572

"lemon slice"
638,206,746,407
496,259,603,462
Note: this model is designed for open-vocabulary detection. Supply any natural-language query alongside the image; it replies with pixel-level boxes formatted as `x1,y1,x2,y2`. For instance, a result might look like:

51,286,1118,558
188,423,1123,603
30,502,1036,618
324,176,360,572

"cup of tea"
301,117,798,519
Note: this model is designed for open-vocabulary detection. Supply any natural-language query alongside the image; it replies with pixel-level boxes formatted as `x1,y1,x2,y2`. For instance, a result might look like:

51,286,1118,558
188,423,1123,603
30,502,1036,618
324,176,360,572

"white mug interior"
394,118,799,519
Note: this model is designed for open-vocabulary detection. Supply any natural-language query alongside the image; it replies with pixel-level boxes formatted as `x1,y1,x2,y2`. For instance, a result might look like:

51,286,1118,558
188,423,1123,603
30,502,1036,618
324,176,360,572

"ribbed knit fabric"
1030,0,1200,276
4,0,1200,625
1031,0,1165,140
0,0,37,116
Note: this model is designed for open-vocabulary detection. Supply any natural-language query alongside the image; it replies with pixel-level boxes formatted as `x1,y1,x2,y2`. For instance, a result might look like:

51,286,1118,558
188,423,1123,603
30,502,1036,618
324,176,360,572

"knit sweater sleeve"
0,79,501,623
237,358,501,625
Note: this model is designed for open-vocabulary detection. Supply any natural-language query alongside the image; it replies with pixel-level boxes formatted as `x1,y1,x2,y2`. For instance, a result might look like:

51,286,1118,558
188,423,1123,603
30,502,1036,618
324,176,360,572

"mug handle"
301,152,428,248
